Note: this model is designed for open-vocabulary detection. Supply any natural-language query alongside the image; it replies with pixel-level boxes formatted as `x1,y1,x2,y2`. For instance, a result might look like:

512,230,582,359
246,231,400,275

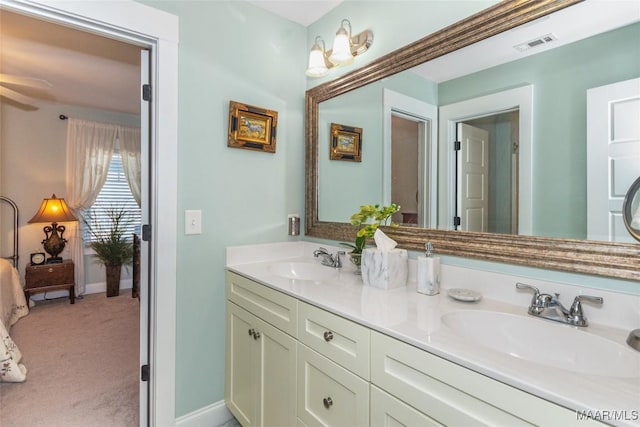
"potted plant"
341,203,400,271
84,207,134,297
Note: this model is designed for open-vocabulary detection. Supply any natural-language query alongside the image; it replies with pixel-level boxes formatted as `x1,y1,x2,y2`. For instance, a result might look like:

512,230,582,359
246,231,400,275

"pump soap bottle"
417,242,440,295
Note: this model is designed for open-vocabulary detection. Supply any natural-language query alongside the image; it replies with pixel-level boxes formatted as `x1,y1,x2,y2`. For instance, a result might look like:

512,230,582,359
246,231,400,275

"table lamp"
28,194,78,264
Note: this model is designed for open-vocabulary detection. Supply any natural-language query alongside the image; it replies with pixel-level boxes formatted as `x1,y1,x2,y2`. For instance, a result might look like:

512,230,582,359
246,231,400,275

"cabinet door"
226,302,258,427
370,385,443,427
297,343,369,427
254,315,297,427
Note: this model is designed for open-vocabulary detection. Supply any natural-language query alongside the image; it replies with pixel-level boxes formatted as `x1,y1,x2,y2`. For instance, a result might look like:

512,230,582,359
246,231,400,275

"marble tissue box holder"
361,248,408,290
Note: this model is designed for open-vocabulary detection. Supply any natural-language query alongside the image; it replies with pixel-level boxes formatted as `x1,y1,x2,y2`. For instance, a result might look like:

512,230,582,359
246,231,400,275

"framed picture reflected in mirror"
330,123,362,162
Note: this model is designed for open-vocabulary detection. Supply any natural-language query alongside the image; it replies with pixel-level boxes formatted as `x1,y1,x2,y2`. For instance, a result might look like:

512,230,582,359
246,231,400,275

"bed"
1,195,29,382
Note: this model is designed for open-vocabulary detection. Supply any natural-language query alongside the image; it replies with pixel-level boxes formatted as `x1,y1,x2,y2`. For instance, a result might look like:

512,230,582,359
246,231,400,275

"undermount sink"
269,261,338,281
441,310,640,378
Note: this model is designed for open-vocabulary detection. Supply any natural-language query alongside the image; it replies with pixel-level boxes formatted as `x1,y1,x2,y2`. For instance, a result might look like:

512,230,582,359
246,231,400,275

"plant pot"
105,264,122,297
349,252,362,275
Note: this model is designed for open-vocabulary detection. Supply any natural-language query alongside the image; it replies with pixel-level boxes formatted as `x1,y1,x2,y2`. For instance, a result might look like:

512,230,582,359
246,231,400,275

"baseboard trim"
28,279,133,302
175,400,233,427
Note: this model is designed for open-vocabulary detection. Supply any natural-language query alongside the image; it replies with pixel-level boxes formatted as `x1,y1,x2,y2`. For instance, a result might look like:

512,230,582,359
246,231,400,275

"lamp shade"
306,45,329,77
329,26,354,65
28,194,78,224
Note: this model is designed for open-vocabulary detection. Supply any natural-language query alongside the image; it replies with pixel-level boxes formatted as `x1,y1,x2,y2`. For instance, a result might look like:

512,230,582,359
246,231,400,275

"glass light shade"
28,194,78,224
306,44,329,77
329,28,354,65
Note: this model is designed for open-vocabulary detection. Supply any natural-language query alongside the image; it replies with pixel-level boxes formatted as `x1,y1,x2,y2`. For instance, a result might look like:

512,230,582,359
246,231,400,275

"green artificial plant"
341,203,401,262
84,207,134,267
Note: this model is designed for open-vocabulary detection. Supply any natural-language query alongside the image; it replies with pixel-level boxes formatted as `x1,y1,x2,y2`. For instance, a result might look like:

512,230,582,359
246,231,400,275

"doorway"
455,111,519,234
383,89,438,228
0,1,178,424
439,85,533,234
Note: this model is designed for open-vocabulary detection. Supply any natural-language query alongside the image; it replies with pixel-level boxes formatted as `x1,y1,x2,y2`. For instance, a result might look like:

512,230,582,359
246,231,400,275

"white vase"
361,248,408,289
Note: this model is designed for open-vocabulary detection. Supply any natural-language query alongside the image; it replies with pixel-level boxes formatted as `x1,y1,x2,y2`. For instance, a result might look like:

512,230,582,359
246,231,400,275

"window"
83,148,141,242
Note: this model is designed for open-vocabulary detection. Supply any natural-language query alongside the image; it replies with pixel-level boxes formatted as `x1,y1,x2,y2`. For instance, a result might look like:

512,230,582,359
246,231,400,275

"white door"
457,123,489,232
587,78,640,242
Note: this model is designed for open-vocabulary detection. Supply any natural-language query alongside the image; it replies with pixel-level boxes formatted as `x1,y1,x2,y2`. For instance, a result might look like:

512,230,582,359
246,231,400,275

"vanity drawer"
371,331,604,427
297,343,369,427
297,301,370,380
226,271,297,337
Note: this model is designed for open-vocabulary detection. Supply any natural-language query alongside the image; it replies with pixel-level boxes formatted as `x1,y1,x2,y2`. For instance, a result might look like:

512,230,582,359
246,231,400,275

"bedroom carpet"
0,292,139,426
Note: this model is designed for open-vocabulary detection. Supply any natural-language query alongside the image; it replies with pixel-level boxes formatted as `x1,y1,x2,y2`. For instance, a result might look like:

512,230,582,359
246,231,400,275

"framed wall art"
330,123,362,162
228,101,278,153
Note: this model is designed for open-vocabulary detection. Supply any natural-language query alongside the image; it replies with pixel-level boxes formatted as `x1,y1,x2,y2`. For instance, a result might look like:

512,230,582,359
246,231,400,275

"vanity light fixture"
306,19,373,78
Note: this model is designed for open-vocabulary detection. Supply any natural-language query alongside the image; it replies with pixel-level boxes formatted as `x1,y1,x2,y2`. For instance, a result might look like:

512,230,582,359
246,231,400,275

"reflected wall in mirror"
306,0,640,280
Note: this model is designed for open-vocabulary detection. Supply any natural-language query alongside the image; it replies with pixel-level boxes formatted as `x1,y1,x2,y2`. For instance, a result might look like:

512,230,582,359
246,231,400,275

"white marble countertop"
227,242,640,426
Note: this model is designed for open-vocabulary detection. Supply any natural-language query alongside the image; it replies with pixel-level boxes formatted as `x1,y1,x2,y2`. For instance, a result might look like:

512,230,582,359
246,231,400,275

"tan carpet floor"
0,292,140,427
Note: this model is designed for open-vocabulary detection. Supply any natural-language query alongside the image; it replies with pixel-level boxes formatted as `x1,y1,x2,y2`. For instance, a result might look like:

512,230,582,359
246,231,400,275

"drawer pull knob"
48,268,54,273
253,331,261,340
323,331,334,342
323,397,333,409
248,328,254,337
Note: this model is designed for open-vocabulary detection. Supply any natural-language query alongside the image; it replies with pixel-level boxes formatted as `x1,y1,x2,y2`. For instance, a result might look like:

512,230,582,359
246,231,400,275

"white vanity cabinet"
226,269,606,427
225,272,298,427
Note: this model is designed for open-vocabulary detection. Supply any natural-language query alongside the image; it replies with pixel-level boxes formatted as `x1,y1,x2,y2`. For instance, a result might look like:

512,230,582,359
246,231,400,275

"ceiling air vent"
514,33,557,52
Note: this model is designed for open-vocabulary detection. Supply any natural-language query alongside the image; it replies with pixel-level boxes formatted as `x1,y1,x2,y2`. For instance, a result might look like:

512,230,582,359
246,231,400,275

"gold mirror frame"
305,0,640,281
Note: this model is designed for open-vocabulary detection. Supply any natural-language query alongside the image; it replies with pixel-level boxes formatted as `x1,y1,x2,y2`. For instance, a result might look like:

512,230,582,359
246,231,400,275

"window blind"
84,151,141,242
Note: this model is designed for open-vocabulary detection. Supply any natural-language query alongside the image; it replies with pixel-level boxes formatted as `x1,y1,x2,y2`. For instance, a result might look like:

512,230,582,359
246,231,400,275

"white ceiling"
0,9,141,114
0,1,638,115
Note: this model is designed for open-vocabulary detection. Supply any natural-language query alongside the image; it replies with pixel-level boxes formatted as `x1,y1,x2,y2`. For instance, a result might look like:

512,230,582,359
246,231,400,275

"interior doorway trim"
439,85,533,234
0,1,179,425
383,89,438,228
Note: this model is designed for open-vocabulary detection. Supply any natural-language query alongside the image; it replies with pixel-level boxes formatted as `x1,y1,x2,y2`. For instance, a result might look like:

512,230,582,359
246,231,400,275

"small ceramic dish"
447,288,482,302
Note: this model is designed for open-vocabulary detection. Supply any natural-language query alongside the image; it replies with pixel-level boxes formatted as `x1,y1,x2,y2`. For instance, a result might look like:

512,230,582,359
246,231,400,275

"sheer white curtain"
118,126,141,207
65,118,117,295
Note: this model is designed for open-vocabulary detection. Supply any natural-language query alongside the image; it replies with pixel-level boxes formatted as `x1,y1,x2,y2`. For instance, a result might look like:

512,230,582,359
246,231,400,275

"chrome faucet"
515,283,603,327
313,247,343,268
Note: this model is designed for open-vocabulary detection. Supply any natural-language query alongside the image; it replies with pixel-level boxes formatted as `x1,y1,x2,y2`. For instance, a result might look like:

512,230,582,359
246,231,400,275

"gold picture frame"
330,123,362,162
228,101,278,153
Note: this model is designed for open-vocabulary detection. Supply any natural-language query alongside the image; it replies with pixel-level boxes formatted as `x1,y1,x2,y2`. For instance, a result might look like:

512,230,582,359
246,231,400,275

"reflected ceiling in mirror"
305,0,640,280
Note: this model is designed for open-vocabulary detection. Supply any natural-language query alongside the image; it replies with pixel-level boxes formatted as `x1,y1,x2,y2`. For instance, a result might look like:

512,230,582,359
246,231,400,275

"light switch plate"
185,210,202,235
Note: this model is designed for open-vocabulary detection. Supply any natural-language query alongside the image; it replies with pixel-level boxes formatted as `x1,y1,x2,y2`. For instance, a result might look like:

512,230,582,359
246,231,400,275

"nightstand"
25,259,75,304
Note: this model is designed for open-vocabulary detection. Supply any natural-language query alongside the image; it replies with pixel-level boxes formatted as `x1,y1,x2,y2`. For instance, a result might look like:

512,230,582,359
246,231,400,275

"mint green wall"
439,23,640,238
138,0,306,417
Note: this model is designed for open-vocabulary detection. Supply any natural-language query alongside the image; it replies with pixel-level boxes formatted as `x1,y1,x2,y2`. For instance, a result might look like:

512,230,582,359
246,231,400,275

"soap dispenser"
417,242,440,295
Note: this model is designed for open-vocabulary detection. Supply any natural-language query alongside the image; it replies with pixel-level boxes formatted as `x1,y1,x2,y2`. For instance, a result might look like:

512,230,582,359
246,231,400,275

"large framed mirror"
305,0,640,280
